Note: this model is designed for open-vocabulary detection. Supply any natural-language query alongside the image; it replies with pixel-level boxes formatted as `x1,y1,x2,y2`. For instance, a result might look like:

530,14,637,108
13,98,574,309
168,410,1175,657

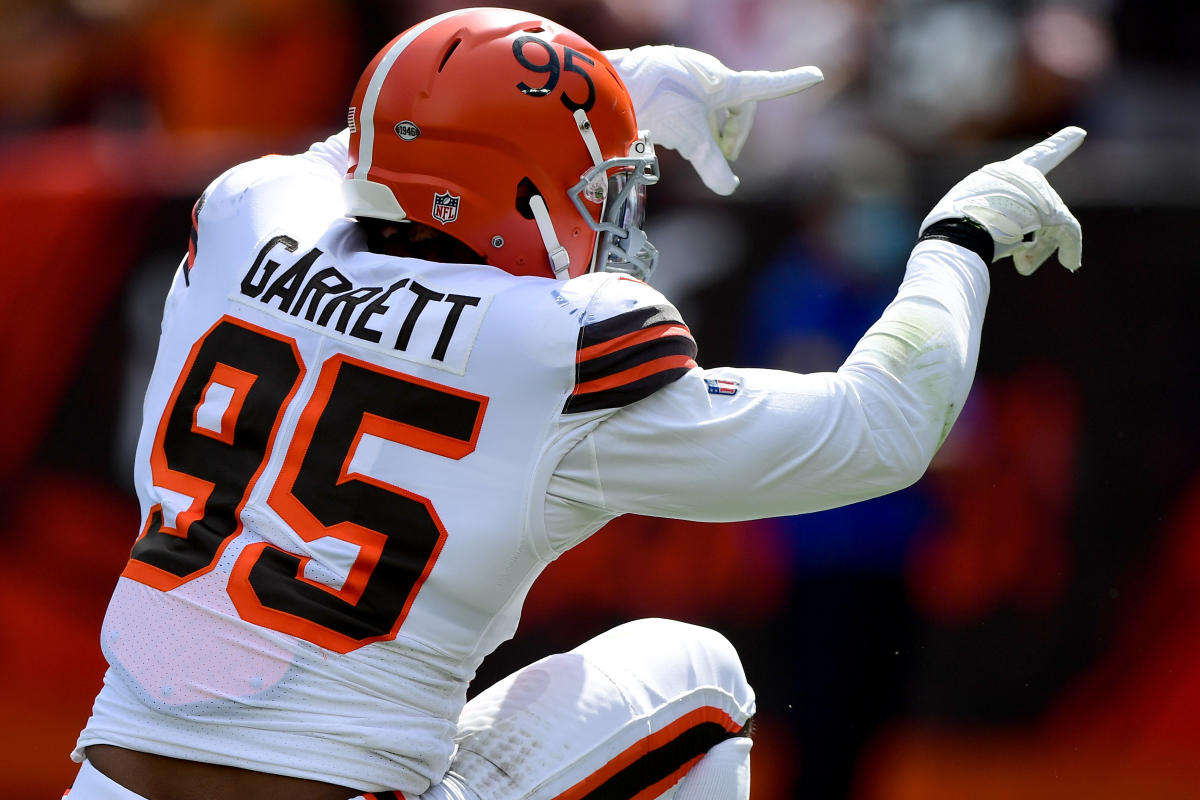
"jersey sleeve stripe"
576,331,697,387
578,304,687,349
574,354,698,397
185,192,207,283
564,359,696,414
577,323,693,363
565,304,698,414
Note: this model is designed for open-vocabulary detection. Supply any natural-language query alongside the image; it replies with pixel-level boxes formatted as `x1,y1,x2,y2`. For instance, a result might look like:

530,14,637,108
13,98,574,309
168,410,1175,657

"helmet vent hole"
438,38,462,72
524,26,545,33
515,177,541,220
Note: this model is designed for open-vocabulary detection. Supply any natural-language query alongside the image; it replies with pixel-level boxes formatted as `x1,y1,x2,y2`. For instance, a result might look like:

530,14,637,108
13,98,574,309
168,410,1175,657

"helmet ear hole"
438,38,462,72
515,177,541,220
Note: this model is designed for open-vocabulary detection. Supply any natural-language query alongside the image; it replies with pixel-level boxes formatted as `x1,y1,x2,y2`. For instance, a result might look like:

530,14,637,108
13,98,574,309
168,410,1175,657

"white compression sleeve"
545,238,990,537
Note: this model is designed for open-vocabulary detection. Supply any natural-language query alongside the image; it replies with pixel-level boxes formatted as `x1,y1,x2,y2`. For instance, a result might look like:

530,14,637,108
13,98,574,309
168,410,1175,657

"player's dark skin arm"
85,745,361,800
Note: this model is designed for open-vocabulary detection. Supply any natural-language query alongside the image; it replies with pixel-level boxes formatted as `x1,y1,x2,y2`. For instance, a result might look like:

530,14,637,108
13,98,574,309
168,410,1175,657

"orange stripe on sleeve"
571,354,697,397
577,323,693,363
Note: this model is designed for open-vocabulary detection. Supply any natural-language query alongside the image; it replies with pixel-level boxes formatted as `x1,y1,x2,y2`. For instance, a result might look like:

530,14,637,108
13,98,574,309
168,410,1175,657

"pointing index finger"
730,65,825,103
1010,126,1087,174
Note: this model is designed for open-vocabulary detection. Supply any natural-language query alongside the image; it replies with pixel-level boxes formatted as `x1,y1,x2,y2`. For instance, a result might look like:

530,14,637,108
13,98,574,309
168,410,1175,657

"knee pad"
572,618,755,723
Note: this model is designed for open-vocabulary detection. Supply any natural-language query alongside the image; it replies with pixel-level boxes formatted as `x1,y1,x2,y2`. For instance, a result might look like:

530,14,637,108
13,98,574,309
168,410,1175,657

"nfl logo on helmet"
432,191,460,224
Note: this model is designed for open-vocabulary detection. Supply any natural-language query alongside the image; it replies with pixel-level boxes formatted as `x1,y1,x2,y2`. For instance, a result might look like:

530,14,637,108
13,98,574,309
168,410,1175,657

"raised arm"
547,128,1085,537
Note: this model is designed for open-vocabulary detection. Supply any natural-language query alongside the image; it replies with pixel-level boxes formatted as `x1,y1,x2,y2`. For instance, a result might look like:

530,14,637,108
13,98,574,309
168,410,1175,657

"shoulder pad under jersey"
184,150,343,283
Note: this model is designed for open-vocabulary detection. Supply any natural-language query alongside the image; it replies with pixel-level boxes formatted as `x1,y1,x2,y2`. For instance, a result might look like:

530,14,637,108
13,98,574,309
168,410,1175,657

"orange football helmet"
343,7,659,280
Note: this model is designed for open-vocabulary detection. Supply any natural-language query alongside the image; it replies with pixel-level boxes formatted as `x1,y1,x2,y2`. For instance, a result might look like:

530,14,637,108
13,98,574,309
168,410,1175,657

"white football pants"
412,617,756,800
66,619,755,800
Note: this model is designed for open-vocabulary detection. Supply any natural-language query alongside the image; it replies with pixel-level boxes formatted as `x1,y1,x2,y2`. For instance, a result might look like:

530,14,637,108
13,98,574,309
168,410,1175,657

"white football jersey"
76,132,992,795
74,138,701,793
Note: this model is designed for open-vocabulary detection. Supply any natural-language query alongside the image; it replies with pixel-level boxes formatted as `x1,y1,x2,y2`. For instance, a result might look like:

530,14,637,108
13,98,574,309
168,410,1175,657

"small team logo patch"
432,191,461,224
347,106,357,133
394,120,421,141
704,377,740,396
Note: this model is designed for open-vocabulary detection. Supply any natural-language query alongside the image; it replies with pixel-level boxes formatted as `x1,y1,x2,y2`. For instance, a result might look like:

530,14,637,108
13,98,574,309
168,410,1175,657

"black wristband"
919,218,993,265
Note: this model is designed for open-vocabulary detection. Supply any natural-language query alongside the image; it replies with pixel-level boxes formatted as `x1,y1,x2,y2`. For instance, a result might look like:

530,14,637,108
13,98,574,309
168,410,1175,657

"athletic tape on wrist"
919,218,994,265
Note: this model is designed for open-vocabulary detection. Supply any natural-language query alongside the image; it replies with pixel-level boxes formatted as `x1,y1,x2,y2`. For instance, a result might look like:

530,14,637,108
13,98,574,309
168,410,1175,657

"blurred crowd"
3,1,1199,798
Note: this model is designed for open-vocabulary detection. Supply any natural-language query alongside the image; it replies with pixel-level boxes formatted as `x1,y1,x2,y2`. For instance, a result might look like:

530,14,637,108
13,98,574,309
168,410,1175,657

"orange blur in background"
3,1,1199,798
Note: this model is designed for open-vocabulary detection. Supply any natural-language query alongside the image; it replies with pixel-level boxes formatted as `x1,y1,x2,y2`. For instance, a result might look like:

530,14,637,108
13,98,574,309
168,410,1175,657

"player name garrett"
236,234,488,373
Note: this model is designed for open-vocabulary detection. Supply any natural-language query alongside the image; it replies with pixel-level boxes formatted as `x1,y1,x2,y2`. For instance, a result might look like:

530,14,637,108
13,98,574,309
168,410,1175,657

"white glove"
921,126,1086,274
604,46,823,195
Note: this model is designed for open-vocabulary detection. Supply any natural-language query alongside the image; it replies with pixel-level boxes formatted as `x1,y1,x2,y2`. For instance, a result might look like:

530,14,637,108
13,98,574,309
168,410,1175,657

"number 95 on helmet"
343,7,660,281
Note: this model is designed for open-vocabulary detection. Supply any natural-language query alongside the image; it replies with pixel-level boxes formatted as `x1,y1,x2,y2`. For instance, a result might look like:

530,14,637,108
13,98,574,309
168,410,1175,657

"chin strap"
529,194,571,278
573,109,606,168
530,110,610,280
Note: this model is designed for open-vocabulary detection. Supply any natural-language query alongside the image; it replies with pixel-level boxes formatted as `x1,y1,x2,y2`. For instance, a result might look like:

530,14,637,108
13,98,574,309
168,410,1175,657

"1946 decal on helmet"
432,191,461,224
394,120,421,141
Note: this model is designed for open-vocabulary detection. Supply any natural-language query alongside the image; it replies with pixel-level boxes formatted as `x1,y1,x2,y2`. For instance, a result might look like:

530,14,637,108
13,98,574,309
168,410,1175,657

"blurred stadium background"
2,0,1198,797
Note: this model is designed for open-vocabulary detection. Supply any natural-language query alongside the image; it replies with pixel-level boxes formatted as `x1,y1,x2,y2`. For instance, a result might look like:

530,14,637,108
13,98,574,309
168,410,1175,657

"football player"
67,7,1083,800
